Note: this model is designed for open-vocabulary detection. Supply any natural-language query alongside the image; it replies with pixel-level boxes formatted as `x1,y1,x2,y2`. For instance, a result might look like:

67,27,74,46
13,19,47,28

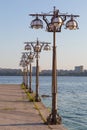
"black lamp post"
29,6,79,124
24,39,51,102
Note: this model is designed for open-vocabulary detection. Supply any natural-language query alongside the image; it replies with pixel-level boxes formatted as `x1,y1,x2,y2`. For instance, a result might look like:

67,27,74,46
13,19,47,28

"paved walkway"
0,84,67,130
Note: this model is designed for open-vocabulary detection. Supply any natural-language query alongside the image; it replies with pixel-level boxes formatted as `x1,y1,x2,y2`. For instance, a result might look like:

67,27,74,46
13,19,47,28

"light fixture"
28,52,34,62
34,42,42,52
66,16,78,30
31,16,43,29
22,53,27,59
51,16,63,28
25,44,31,50
44,44,51,51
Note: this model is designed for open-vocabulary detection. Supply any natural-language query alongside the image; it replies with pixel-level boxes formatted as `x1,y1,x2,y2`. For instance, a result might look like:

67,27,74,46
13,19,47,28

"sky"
0,0,87,70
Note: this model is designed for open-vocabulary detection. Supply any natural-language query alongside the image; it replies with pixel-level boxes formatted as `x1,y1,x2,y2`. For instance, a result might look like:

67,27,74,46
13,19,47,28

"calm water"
0,76,87,130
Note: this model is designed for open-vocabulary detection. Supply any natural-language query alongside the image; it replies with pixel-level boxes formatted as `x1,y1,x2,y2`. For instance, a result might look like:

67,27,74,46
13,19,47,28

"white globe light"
66,18,78,30
51,16,63,27
31,17,43,29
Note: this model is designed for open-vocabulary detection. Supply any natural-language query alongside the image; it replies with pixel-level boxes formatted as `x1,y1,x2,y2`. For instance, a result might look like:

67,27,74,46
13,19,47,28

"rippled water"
58,77,87,130
0,76,87,130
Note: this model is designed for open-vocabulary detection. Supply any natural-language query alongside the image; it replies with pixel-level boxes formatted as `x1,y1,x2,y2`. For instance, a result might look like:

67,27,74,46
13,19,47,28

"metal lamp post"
20,53,28,87
24,43,34,93
24,39,51,102
19,59,25,85
29,7,79,124
28,52,34,93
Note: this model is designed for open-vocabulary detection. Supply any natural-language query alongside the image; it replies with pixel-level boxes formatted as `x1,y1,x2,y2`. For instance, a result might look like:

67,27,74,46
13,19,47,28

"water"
0,76,87,130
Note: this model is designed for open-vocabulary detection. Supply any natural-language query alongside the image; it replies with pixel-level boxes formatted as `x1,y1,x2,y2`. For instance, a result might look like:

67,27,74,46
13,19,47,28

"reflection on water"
0,76,87,130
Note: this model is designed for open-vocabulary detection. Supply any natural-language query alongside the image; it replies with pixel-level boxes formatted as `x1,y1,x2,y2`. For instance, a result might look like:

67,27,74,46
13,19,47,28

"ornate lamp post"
22,52,28,89
24,43,34,93
24,39,51,102
28,52,34,93
19,59,25,85
21,52,29,89
29,7,79,124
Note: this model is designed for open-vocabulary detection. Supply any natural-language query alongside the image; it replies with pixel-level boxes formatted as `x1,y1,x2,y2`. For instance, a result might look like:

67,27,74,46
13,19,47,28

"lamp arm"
31,43,35,51
40,43,45,51
43,16,49,29
62,16,66,22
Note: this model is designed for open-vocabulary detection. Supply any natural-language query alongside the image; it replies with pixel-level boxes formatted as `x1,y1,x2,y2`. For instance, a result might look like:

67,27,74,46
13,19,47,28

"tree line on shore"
0,68,22,76
1,68,87,76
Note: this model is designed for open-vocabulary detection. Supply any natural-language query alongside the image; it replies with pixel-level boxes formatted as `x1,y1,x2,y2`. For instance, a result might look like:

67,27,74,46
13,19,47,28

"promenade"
0,84,67,130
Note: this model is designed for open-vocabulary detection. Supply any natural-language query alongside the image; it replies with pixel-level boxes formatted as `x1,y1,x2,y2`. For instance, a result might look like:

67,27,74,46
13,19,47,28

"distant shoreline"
0,74,87,76
0,68,87,76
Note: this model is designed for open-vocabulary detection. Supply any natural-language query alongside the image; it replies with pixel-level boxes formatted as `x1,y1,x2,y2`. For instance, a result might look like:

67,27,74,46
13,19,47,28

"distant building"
74,66,84,73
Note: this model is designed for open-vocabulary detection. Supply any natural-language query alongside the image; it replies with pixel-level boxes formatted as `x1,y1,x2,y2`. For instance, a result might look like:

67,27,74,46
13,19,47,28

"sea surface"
0,76,87,130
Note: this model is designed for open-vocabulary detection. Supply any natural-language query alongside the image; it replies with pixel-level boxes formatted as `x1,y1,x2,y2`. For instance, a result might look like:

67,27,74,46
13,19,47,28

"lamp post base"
46,113,62,125
22,82,25,86
28,88,33,93
25,85,28,89
34,95,41,102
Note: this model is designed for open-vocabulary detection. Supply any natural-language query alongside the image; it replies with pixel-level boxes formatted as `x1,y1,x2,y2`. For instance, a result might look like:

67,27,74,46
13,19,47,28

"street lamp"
20,52,29,88
24,39,51,102
24,43,34,93
28,52,34,93
31,15,43,29
19,59,25,85
29,7,79,124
